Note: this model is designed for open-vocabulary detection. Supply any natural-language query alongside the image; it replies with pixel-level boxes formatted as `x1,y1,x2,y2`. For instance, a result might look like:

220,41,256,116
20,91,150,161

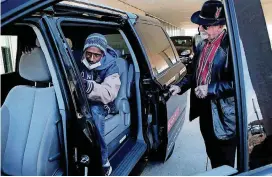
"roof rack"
61,0,127,16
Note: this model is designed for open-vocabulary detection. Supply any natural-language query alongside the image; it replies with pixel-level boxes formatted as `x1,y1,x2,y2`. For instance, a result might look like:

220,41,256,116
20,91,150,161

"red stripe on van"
168,107,180,132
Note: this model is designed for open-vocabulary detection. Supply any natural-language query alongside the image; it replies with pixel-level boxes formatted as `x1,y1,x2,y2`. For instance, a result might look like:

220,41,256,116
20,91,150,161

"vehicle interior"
59,23,147,174
1,25,65,176
61,24,134,150
1,20,147,175
1,0,272,176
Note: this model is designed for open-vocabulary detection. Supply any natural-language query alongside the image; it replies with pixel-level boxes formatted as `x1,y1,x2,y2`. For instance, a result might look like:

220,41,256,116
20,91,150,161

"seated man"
80,33,121,175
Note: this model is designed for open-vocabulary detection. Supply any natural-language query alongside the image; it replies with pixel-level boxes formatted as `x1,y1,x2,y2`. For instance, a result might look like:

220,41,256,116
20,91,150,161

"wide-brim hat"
191,0,226,26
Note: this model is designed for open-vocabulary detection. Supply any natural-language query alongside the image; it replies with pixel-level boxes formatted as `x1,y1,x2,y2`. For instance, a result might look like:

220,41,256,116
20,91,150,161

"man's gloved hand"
195,85,208,99
82,79,94,94
169,85,181,96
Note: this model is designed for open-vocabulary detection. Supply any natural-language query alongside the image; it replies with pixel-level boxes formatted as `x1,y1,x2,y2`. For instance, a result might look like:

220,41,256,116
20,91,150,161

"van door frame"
35,16,105,175
223,0,249,172
54,16,148,173
14,17,76,174
118,29,146,141
56,16,146,143
30,23,70,175
130,18,188,160
212,0,272,174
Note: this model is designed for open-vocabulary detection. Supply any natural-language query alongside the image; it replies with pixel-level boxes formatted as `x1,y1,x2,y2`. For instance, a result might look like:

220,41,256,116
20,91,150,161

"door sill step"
110,139,146,176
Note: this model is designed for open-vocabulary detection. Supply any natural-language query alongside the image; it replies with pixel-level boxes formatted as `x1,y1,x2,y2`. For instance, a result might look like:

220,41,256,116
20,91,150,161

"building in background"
87,0,184,36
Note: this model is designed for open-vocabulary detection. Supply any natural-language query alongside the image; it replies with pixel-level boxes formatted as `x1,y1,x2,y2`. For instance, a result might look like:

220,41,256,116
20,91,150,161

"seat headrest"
115,49,122,58
19,48,51,82
115,57,127,75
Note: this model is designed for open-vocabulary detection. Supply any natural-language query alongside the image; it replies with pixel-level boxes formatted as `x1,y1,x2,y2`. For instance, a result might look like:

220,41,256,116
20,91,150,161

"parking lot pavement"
141,91,212,176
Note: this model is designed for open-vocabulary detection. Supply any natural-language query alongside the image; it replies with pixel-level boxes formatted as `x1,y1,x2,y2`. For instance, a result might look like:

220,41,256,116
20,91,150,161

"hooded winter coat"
81,47,121,105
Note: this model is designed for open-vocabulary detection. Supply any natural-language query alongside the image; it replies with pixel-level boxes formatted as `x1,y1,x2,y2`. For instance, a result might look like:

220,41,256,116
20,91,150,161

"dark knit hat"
83,33,107,53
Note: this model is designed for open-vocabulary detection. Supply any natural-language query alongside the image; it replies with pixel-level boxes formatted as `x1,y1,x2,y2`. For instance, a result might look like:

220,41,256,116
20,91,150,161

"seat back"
114,58,129,110
1,48,61,176
115,49,122,58
104,58,131,146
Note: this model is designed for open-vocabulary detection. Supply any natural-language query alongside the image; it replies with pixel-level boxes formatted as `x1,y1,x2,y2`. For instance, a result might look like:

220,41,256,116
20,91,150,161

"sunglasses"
85,51,103,59
202,25,210,30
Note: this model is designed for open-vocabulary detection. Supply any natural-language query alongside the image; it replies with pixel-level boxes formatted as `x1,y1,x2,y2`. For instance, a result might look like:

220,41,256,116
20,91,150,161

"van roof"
57,0,129,19
57,1,161,26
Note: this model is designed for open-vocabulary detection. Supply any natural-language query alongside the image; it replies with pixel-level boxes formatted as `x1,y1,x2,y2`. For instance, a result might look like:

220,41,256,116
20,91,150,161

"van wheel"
166,143,175,161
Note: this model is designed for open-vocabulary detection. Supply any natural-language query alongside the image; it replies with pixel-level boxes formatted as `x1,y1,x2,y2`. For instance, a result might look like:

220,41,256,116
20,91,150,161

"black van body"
1,0,272,176
1,0,187,175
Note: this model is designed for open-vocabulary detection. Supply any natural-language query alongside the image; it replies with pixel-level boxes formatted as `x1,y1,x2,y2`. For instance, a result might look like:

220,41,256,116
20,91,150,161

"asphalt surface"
141,91,212,176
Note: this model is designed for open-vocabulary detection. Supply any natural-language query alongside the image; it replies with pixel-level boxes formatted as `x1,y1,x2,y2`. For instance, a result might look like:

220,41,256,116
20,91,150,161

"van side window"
0,35,18,74
135,23,177,76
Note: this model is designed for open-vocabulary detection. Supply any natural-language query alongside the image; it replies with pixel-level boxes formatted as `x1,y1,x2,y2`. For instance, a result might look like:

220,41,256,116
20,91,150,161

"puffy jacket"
177,32,236,140
81,49,121,105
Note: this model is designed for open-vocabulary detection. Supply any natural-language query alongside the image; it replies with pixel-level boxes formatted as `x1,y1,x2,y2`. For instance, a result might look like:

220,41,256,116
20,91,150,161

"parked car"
170,36,193,57
170,36,194,75
1,0,187,176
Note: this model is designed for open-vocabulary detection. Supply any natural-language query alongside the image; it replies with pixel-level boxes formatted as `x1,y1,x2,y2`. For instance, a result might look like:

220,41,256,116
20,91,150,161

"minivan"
1,0,187,175
1,0,272,176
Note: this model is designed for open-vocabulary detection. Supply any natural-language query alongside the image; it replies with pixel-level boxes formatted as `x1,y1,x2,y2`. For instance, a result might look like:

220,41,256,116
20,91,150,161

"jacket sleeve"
87,73,121,104
207,81,234,99
176,74,192,95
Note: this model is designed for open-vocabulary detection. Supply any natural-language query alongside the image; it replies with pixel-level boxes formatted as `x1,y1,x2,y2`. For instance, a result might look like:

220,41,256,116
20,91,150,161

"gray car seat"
1,48,62,176
104,58,131,145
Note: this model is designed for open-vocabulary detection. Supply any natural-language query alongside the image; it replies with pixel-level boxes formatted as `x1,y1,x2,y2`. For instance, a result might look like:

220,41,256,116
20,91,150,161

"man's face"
199,25,222,40
85,46,103,64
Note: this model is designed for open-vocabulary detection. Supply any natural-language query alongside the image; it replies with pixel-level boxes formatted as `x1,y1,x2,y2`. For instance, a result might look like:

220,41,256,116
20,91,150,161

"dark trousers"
199,101,237,169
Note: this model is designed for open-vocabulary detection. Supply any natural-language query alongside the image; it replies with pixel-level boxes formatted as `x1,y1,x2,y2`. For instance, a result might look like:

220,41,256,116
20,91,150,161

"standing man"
170,0,236,168
81,33,121,175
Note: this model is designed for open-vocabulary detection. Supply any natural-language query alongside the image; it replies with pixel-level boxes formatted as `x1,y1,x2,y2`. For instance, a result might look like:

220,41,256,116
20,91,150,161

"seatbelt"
56,118,66,175
56,119,64,152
